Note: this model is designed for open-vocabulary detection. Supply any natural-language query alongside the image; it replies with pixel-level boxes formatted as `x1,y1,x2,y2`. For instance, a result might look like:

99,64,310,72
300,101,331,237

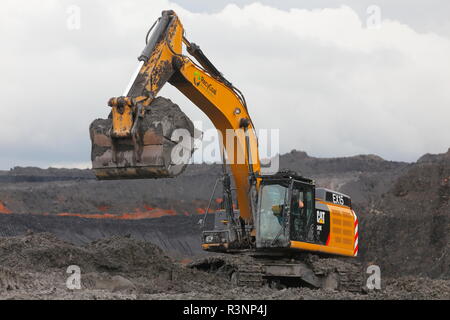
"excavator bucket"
90,97,195,180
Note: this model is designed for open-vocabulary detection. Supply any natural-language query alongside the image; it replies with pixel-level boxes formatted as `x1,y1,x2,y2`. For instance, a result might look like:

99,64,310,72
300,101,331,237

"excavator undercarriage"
189,252,363,291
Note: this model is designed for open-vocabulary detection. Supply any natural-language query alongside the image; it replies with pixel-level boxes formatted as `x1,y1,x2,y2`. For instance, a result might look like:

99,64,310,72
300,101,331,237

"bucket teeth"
90,97,195,180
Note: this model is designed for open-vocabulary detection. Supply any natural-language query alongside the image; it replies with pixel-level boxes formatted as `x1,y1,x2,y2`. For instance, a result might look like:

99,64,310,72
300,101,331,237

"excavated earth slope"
359,149,449,279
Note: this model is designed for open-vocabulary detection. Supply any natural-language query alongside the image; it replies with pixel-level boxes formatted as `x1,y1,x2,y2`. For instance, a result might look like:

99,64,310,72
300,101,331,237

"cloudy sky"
1,0,449,169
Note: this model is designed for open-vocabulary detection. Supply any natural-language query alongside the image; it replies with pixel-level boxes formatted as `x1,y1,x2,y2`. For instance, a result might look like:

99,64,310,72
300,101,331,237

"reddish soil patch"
0,201,12,214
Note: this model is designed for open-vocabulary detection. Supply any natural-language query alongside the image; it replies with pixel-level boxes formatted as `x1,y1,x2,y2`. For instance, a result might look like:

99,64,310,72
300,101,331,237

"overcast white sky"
1,0,449,169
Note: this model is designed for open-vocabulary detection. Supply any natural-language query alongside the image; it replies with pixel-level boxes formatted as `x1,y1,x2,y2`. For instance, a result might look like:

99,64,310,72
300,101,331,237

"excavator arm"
169,58,261,222
101,11,261,222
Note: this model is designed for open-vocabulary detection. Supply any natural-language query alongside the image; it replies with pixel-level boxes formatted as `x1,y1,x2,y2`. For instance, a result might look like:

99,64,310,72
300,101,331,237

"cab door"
289,181,315,243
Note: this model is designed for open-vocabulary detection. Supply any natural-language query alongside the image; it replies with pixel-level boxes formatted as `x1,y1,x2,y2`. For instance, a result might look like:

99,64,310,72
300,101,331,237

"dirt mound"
85,235,176,275
0,267,30,292
0,233,94,272
280,150,406,176
417,148,450,164
0,233,227,296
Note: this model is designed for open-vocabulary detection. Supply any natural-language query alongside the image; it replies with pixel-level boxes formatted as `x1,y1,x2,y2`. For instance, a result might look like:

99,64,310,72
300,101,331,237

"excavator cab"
266,174,358,259
255,174,315,249
202,172,316,252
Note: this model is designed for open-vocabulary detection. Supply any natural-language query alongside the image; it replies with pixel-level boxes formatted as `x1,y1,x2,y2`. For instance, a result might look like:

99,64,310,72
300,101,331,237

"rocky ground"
0,233,448,300
0,149,448,299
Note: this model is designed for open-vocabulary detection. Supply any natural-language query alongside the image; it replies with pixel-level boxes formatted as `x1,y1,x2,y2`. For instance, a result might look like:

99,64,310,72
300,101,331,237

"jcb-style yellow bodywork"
291,201,358,257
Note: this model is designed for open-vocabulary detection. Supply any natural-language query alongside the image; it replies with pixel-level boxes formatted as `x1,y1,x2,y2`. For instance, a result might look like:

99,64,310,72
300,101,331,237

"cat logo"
317,211,326,225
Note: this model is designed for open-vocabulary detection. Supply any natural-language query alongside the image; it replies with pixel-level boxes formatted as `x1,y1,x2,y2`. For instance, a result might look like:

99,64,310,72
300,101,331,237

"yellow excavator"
90,10,361,290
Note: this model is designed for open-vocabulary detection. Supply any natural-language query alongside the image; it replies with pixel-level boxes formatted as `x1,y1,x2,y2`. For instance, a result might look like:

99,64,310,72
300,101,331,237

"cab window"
258,184,288,244
290,182,313,242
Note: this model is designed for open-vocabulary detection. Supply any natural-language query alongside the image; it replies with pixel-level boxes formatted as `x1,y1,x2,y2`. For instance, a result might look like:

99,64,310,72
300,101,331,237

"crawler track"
189,253,364,292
